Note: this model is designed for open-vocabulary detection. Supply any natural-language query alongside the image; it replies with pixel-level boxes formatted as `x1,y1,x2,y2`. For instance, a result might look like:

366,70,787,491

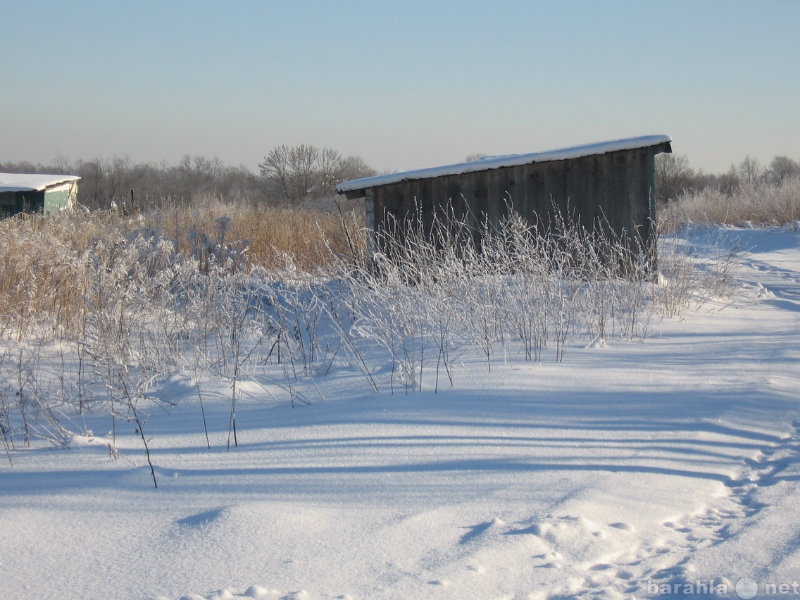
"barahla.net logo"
644,577,800,598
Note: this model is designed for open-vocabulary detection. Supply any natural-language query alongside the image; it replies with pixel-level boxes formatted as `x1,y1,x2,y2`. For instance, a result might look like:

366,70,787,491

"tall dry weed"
0,199,365,337
659,175,800,230
147,196,365,271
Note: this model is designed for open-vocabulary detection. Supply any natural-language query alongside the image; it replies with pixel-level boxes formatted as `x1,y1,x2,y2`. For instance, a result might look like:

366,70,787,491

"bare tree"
655,154,696,203
717,166,741,195
260,145,298,203
289,144,318,202
738,156,763,184
768,156,800,183
0,149,367,210
340,155,376,181
259,144,374,204
316,147,345,197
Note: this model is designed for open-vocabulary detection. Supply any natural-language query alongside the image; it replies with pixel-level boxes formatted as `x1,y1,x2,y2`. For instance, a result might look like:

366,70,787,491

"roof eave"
336,135,673,195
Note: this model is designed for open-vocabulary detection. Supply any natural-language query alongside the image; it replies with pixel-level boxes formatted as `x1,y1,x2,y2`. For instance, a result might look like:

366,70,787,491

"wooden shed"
336,135,672,260
0,173,81,217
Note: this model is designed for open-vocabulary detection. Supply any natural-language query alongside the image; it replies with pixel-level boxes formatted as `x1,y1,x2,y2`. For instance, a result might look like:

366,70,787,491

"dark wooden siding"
368,145,664,257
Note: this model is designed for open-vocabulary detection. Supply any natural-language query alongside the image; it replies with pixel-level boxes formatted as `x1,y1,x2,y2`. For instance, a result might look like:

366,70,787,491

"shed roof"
0,173,81,193
336,134,672,194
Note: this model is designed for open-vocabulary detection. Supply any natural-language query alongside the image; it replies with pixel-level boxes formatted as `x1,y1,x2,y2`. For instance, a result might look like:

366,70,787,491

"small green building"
0,173,81,217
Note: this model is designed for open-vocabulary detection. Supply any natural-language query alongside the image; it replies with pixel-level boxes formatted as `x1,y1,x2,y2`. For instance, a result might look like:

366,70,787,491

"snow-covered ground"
1,226,799,600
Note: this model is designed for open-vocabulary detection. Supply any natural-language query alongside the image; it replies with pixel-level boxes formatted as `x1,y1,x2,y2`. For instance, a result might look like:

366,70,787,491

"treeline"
3,147,798,212
0,155,259,211
655,153,800,203
0,146,375,212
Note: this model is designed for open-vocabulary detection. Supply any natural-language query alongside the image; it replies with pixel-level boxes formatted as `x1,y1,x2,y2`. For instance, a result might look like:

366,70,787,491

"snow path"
1,227,799,600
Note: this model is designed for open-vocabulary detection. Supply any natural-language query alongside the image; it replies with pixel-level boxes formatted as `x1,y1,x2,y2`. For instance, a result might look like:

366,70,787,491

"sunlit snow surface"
1,225,799,600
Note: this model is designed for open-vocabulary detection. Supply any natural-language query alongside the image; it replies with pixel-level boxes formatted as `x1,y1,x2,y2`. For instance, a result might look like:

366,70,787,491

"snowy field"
1,225,799,600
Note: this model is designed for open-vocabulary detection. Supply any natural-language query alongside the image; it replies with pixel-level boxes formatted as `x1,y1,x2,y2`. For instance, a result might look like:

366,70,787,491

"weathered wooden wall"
368,146,662,256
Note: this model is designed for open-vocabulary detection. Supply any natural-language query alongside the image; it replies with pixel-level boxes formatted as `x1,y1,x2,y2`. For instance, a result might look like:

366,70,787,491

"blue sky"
3,0,798,175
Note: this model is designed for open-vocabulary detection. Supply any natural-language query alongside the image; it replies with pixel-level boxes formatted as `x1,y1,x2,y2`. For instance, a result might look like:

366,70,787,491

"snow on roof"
0,173,81,193
336,134,672,194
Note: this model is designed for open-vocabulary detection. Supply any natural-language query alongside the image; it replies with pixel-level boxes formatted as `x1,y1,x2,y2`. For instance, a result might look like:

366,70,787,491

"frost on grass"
0,204,738,455
2,207,798,600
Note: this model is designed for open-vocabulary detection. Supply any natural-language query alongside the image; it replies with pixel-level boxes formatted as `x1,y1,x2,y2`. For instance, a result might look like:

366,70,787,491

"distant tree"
464,153,488,162
655,154,696,203
317,147,346,196
178,155,222,199
340,155,376,181
0,160,39,173
259,144,374,204
691,171,720,190
107,156,135,204
52,154,73,174
288,144,319,201
768,156,800,183
0,149,369,210
737,156,763,184
717,166,740,195
260,144,317,203
75,158,106,208
68,155,265,210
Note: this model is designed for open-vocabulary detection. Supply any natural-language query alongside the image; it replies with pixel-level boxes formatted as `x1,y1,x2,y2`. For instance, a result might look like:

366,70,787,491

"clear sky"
3,0,798,175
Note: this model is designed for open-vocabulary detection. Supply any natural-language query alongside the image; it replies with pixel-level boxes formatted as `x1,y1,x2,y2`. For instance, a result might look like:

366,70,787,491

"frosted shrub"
337,202,664,387
660,174,800,229
262,257,337,379
654,226,740,317
0,197,741,468
0,217,84,336
0,298,81,449
77,232,193,485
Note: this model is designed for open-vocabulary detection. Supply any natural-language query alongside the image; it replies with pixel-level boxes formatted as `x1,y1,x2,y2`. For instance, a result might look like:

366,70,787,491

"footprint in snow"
459,518,505,544
175,507,226,529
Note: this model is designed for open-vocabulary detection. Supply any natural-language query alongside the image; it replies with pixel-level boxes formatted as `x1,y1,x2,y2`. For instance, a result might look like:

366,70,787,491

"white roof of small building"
336,134,672,194
0,173,81,193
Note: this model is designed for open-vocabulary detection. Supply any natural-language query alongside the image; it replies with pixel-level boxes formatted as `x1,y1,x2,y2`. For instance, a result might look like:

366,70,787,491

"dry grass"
0,212,108,336
659,175,800,231
148,197,366,271
0,199,366,336
12,174,790,340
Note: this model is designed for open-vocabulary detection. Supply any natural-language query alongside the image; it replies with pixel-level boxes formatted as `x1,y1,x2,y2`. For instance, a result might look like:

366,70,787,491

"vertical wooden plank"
509,165,526,221
612,150,630,238
364,189,376,258
474,177,488,230
528,163,547,231
568,154,595,231
544,160,569,231
586,154,600,229
646,148,659,268
485,168,497,227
